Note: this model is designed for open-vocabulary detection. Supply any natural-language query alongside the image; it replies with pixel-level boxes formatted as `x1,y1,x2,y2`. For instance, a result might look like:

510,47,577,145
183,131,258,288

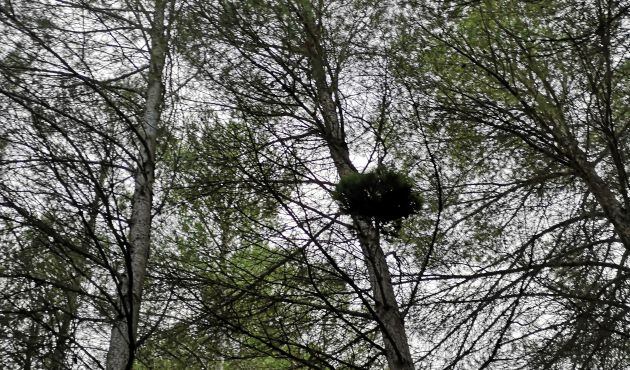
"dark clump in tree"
333,167,422,223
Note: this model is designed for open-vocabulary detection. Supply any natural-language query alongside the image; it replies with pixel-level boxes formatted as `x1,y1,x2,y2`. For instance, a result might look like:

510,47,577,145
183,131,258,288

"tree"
0,0,176,368
106,1,170,368
175,1,429,368
397,0,630,367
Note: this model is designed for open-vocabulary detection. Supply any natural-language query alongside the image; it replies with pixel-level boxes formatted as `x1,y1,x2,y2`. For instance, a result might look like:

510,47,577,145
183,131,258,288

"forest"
0,0,628,369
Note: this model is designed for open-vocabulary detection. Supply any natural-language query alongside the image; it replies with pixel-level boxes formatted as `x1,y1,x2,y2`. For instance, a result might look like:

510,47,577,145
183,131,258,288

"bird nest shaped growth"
333,167,422,222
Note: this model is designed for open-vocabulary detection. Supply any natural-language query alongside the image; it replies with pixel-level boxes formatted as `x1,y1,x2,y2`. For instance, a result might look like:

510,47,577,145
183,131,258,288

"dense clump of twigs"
333,167,422,223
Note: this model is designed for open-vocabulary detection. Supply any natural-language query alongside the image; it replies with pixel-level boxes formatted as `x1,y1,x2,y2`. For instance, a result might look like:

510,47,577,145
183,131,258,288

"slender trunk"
302,11,414,370
106,1,167,369
328,100,414,370
351,216,415,370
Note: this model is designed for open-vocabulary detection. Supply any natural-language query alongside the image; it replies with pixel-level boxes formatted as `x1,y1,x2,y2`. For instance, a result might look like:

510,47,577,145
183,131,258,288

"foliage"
2,0,630,369
333,166,422,223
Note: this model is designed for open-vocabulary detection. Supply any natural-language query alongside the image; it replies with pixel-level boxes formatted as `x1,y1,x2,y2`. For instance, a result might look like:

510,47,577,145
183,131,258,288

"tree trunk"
569,145,630,248
302,10,414,370
351,216,415,370
106,1,168,369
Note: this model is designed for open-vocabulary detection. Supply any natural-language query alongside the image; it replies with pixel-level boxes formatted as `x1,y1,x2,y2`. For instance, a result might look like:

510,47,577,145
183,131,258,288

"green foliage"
333,167,422,222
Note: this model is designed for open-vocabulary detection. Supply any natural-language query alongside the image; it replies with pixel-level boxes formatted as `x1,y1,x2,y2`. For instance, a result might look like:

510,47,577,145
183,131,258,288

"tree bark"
106,1,168,369
568,145,630,248
301,9,415,370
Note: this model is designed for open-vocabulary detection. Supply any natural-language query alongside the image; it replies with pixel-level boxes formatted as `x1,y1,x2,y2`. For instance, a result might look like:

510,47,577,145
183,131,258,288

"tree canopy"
0,0,629,369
